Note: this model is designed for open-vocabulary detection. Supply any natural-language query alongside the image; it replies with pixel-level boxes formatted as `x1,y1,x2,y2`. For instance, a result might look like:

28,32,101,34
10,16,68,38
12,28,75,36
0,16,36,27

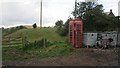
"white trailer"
110,33,117,46
117,33,120,46
83,33,97,47
100,32,117,46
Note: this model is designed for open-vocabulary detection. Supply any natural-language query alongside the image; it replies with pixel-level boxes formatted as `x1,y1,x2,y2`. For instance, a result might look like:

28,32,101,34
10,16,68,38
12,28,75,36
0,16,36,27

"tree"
72,1,114,32
82,4,111,31
62,18,72,36
55,18,72,36
33,23,37,28
72,2,97,19
55,20,63,28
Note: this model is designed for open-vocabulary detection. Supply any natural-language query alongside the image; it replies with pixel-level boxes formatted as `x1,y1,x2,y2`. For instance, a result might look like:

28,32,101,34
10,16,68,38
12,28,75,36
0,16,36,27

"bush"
16,25,27,29
22,38,51,50
33,23,37,28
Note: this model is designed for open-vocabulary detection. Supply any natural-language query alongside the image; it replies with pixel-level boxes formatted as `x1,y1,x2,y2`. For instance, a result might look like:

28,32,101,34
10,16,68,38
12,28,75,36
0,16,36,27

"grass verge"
2,42,73,61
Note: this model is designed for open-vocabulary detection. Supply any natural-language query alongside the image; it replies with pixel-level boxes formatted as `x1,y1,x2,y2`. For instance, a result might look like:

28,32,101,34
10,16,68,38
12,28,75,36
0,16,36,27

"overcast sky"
0,0,119,28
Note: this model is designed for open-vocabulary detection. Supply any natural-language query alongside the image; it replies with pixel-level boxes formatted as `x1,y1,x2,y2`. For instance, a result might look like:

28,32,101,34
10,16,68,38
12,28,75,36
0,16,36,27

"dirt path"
2,48,119,66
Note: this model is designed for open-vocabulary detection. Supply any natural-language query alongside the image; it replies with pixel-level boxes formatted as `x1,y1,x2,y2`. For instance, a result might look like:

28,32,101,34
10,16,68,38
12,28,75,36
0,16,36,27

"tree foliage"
73,1,119,32
55,19,71,36
55,1,120,37
55,20,63,28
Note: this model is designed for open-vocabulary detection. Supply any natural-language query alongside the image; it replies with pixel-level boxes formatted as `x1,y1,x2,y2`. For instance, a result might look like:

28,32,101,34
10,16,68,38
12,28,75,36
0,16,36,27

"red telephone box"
68,18,83,48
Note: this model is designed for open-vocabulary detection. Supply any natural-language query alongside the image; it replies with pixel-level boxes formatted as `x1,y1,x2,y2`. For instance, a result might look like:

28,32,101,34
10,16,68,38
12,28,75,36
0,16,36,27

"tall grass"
6,28,66,42
22,38,52,50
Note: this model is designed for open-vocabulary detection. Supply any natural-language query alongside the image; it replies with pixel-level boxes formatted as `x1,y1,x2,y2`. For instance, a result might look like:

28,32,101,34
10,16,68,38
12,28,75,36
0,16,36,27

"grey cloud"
2,2,39,27
1,0,75,27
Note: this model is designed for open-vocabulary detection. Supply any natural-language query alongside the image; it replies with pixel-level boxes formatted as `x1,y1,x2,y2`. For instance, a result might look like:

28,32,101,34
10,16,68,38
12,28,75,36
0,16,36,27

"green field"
5,28,66,42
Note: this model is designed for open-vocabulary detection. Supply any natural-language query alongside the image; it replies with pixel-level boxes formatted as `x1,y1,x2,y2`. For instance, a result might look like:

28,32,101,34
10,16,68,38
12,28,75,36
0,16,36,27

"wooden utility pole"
40,0,42,27
75,0,77,18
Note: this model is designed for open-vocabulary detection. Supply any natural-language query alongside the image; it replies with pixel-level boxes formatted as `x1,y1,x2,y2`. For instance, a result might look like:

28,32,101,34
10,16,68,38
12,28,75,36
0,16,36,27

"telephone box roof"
70,18,82,21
